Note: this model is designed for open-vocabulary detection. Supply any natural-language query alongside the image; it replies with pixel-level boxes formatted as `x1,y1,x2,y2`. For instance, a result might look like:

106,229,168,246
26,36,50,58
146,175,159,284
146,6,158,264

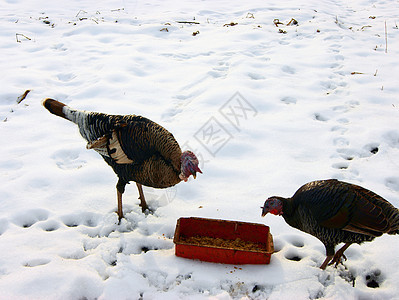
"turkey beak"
192,165,202,179
261,207,267,217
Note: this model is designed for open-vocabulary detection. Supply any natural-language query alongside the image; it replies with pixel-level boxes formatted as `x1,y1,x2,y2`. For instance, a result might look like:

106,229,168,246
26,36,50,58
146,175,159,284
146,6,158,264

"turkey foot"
328,243,351,267
329,253,347,267
136,183,149,213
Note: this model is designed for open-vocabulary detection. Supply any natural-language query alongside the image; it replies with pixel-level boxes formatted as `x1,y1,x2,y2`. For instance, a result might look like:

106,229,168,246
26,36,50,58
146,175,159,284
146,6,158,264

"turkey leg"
136,183,149,213
117,189,124,221
320,243,351,269
320,256,333,270
116,178,127,221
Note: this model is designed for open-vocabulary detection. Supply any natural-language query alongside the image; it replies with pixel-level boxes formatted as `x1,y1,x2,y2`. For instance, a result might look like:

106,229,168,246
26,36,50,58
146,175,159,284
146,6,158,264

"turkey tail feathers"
42,98,88,126
42,98,68,120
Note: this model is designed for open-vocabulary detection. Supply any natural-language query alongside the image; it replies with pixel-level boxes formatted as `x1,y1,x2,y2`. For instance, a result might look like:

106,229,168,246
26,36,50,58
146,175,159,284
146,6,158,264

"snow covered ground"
1,0,399,298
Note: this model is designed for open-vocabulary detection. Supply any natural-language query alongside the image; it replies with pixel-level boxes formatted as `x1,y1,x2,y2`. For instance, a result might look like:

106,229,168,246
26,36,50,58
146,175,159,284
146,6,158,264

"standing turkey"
43,98,202,220
261,179,399,269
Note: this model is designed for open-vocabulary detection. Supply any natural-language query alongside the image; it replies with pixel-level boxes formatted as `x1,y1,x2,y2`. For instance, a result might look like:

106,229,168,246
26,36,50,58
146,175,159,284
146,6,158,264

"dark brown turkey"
43,98,202,220
261,179,399,269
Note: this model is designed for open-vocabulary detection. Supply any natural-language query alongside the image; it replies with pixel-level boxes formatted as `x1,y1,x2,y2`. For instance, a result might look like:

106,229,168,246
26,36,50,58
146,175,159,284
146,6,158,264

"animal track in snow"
285,252,302,262
331,125,348,135
38,219,61,232
314,113,329,122
11,209,49,228
23,258,51,267
333,137,350,147
120,236,173,255
363,143,379,156
83,238,102,251
336,143,380,160
61,212,101,228
284,235,305,248
281,96,297,104
248,72,265,80
365,269,383,288
332,162,349,170
338,268,356,287
52,149,87,170
59,248,87,260
385,177,399,192
51,43,67,51
56,73,76,82
281,65,296,74
208,61,230,79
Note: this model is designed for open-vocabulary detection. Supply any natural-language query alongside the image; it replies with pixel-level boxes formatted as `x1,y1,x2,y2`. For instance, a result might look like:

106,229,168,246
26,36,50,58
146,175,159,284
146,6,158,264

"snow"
1,0,399,298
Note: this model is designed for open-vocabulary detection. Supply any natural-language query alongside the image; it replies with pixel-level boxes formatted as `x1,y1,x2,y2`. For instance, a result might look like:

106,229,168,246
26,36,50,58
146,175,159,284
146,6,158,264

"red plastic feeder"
173,217,274,264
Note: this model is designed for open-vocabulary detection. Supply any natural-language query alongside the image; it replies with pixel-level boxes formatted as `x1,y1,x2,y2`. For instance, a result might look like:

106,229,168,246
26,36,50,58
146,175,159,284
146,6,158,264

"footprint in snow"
56,73,76,82
51,43,67,51
284,248,303,262
314,113,329,122
284,234,305,248
248,72,265,80
332,162,349,170
336,143,379,160
12,208,49,228
280,96,297,105
338,268,356,287
23,258,51,267
331,124,348,134
281,65,296,74
120,237,174,255
362,143,379,156
59,248,87,260
385,177,399,192
333,137,350,147
365,269,383,288
38,219,62,232
60,212,101,228
51,149,86,170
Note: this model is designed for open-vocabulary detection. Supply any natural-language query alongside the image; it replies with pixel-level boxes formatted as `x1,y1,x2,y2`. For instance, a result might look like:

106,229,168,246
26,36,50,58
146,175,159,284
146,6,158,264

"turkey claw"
329,253,347,268
140,204,154,215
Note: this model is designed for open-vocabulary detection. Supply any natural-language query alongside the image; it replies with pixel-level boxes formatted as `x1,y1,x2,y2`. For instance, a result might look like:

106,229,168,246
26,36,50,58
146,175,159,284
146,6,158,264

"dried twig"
16,33,31,43
17,90,31,104
287,18,298,26
360,25,372,31
176,21,200,25
76,10,87,18
273,19,283,27
223,22,238,27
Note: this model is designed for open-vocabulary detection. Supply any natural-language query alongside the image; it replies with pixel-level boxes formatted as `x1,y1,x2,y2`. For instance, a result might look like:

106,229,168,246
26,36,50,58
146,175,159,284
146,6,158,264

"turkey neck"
281,197,300,228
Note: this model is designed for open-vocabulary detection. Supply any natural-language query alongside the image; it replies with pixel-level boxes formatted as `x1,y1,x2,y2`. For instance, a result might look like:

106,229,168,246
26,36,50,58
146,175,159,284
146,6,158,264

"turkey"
261,179,399,269
43,98,202,220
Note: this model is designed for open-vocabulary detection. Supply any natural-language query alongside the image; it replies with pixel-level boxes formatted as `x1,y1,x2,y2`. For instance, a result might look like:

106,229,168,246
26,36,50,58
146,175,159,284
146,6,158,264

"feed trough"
173,217,274,264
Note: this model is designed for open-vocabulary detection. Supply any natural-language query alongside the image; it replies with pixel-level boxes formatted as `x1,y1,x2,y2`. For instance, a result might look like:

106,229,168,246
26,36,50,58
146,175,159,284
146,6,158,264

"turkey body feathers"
43,98,182,189
281,179,399,255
